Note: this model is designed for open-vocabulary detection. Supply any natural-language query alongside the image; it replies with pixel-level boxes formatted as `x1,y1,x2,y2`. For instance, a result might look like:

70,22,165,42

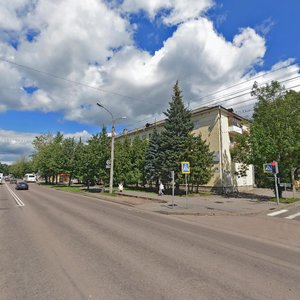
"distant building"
116,105,254,191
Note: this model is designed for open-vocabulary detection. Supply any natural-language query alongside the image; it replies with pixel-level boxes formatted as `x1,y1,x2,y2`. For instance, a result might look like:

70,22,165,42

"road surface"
1,183,299,299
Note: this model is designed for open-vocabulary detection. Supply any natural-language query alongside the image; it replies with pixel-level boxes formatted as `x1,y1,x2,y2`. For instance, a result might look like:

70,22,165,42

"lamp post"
97,103,126,194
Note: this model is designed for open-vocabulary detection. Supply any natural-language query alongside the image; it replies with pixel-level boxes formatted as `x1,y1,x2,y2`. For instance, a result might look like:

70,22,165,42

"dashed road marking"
267,209,288,217
285,212,300,220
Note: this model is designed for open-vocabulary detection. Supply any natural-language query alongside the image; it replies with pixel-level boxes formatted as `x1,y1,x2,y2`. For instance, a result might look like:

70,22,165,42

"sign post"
264,162,280,205
272,161,280,205
181,162,190,209
170,171,175,208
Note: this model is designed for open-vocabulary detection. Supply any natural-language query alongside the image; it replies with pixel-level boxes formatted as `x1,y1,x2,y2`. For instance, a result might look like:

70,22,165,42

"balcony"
228,125,243,134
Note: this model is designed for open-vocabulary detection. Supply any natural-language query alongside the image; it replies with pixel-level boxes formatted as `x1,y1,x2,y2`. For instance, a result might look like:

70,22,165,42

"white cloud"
0,129,92,164
0,0,30,31
0,129,36,164
120,0,214,24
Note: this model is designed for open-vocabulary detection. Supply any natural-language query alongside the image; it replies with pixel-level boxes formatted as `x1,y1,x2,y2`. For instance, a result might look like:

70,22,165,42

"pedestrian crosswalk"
285,212,300,220
267,208,300,220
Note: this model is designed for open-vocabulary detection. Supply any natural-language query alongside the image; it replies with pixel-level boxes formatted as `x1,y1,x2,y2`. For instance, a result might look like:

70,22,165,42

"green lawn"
51,185,82,193
270,197,300,204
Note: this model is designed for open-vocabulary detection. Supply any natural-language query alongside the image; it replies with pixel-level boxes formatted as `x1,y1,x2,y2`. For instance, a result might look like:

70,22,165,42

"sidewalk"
113,189,292,216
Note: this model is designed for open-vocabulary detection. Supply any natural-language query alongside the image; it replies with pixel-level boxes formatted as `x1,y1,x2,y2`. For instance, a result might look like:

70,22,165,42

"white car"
23,173,37,183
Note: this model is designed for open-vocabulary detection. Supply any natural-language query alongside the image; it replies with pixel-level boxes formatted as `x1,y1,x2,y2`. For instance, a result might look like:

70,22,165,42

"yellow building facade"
116,106,254,190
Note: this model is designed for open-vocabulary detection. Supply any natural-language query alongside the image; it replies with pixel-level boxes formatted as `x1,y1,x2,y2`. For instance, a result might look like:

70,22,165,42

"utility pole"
97,103,126,194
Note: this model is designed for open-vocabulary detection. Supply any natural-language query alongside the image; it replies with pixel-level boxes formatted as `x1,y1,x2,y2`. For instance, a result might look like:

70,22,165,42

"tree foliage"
187,134,214,192
9,156,33,178
159,81,194,188
144,128,161,185
233,81,300,191
0,162,9,175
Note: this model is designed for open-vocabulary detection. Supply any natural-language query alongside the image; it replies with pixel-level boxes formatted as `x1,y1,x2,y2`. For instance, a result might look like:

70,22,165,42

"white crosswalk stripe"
267,208,300,221
267,209,288,216
285,212,300,220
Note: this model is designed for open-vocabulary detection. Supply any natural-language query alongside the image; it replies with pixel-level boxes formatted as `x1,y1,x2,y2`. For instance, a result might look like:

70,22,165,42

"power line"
1,56,298,106
192,74,300,109
0,57,141,101
188,62,299,103
190,69,300,108
1,56,300,127
126,82,300,129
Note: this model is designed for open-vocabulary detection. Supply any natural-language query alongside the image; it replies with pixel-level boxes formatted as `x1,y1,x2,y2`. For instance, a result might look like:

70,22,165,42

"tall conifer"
160,81,193,189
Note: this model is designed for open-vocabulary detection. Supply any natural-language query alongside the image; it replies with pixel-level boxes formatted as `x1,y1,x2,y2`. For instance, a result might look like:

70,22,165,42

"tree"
61,138,77,186
32,133,54,182
97,127,110,185
73,137,86,183
9,156,33,178
114,137,133,186
233,81,300,197
0,162,9,175
46,132,64,184
130,136,147,186
159,81,194,191
144,128,161,186
188,134,214,192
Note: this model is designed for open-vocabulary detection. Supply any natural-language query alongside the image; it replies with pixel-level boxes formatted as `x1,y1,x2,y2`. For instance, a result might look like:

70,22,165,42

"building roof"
116,105,249,138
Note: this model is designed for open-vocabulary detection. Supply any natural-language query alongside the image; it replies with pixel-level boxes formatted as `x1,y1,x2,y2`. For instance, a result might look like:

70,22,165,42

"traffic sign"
263,163,272,173
181,162,190,174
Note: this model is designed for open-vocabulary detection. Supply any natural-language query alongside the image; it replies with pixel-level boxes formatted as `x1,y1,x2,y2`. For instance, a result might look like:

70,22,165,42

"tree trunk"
68,173,72,186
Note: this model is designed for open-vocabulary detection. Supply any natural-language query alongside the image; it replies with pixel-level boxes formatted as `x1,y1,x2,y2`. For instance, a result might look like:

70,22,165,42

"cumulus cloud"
0,129,91,164
0,129,36,164
120,0,214,24
0,0,299,162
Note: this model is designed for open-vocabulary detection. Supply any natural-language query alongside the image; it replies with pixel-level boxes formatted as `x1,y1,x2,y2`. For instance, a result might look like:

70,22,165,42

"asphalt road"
1,183,299,300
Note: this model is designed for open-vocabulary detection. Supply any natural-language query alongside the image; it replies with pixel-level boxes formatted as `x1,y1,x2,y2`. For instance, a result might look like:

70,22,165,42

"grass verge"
270,197,300,204
51,185,82,193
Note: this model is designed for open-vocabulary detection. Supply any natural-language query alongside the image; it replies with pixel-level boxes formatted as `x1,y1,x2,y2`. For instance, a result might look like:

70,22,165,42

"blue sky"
209,1,300,69
0,0,299,163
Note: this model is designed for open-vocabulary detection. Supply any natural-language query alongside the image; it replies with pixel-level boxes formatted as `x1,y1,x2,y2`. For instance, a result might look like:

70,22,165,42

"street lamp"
97,102,126,194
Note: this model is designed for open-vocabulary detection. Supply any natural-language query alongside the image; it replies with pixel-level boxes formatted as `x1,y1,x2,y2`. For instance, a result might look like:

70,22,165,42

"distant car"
15,181,29,190
10,178,17,184
23,173,37,183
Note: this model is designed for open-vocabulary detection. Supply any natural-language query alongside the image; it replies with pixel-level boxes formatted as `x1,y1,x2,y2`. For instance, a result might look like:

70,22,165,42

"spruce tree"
144,128,161,186
160,81,193,190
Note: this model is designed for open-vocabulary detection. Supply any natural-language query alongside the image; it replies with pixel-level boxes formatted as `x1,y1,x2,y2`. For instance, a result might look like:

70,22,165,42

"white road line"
5,183,25,207
267,209,288,217
285,212,300,220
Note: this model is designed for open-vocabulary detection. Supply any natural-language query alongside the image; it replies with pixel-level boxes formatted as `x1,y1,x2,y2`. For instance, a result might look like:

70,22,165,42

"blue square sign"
263,163,273,173
181,162,190,174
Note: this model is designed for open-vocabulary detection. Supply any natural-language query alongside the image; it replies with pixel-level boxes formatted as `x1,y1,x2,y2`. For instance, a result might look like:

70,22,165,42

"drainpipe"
219,106,224,191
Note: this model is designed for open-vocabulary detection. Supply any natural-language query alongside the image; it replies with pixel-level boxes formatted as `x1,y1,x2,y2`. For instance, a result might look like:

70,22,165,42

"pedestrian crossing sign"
263,163,273,173
181,162,190,174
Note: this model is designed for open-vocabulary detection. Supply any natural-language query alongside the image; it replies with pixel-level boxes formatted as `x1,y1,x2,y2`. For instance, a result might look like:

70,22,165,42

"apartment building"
116,105,254,191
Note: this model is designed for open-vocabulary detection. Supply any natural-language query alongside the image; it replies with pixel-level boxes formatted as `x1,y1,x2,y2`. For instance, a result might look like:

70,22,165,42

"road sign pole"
185,174,188,209
171,171,175,208
275,174,279,205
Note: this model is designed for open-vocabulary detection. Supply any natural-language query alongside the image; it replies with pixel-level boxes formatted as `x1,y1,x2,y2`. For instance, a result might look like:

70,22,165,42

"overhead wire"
0,56,298,105
1,56,300,128
0,57,141,101
187,62,299,103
